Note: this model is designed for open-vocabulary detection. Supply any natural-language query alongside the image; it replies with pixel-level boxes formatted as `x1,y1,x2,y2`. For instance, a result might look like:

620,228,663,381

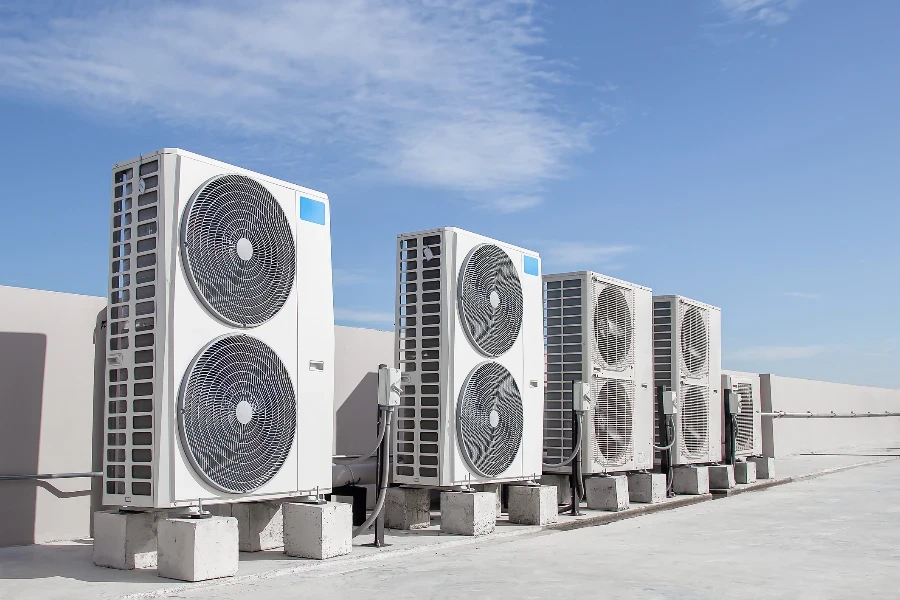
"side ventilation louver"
733,381,755,455
106,159,160,500
395,232,443,484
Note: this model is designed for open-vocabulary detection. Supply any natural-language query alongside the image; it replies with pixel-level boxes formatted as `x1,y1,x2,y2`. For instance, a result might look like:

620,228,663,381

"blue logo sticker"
523,255,539,276
299,196,326,225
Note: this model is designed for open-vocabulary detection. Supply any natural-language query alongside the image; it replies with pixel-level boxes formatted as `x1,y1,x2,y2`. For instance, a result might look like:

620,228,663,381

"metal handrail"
0,472,102,481
760,411,900,419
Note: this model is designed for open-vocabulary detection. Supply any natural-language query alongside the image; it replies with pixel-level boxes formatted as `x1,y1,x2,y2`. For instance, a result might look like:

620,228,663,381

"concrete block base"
385,487,431,530
709,465,736,490
283,501,352,560
473,483,503,517
440,492,496,536
540,474,572,505
92,510,158,570
673,466,710,495
749,456,776,479
215,501,283,552
508,485,558,525
627,473,666,504
735,460,758,484
157,517,238,582
585,475,629,511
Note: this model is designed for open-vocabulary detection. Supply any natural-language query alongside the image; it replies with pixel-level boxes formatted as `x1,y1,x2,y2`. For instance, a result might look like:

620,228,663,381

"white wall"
761,374,900,457
0,285,106,547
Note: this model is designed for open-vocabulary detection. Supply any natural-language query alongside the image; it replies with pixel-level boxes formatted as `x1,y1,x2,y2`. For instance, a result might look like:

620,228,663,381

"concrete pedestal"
749,456,776,479
92,510,158,570
673,466,710,495
283,501,352,560
507,485,558,525
709,465,736,490
440,491,496,536
384,487,431,530
540,474,572,505
735,460,757,484
473,483,503,517
157,517,238,582
215,501,283,552
585,475,629,511
627,473,666,504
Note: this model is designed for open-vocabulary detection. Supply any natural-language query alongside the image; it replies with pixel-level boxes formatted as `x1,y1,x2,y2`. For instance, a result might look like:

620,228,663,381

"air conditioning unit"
104,149,334,508
542,272,654,475
652,295,722,465
393,228,543,487
723,371,762,459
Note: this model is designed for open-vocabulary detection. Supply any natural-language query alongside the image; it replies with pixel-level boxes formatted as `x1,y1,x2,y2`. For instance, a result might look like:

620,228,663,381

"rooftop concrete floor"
2,452,898,600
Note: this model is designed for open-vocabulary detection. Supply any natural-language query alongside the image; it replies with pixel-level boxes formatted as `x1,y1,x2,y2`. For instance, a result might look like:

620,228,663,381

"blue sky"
0,0,897,388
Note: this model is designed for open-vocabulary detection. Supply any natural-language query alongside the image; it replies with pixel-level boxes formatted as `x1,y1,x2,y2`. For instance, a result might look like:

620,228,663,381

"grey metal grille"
543,277,583,468
457,362,523,477
179,334,296,493
679,303,708,377
181,174,295,327
590,378,634,467
651,299,674,447
592,281,634,371
457,244,523,357
680,384,709,460
395,232,443,484
733,382,755,455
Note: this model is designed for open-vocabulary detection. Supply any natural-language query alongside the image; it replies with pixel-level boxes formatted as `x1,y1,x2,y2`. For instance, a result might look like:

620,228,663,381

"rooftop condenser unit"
104,149,334,508
722,371,762,459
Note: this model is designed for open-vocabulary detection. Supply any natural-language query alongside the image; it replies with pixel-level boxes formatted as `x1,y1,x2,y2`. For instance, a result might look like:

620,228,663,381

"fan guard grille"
181,174,296,327
733,382,755,453
679,304,708,376
179,334,296,493
593,282,634,371
590,378,634,467
457,244,523,357
679,384,709,460
457,362,523,477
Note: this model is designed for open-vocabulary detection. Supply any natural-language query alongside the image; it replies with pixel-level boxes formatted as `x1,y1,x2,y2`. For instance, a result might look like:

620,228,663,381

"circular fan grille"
179,334,296,493
181,174,295,327
591,379,634,467
593,284,634,370
680,385,709,459
457,244,523,357
457,362,523,477
680,305,708,376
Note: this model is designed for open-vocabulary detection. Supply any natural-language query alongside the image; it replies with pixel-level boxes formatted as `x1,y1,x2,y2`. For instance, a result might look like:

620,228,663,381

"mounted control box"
377,366,402,407
662,390,677,416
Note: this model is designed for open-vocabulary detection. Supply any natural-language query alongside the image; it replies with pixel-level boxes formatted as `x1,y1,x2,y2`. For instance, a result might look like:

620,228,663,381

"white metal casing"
393,228,544,487
104,149,334,508
652,295,722,466
722,370,763,459
542,271,654,475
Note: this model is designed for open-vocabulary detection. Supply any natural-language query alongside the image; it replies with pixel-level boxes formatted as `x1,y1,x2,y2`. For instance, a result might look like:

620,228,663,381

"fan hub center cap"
236,237,254,261
235,399,254,425
489,408,500,428
488,290,501,310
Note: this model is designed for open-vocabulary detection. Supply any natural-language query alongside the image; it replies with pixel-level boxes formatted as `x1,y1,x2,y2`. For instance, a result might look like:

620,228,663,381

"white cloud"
729,344,834,361
0,0,595,211
334,308,395,326
715,0,800,26
537,242,638,269
333,268,377,287
783,292,819,300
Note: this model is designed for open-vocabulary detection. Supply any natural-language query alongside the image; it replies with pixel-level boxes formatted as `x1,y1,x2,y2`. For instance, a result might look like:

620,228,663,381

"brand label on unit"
299,196,326,225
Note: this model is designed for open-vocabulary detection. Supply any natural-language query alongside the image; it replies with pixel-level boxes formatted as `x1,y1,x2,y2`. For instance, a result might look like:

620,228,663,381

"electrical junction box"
573,381,593,414
726,391,741,415
378,366,402,407
662,391,677,416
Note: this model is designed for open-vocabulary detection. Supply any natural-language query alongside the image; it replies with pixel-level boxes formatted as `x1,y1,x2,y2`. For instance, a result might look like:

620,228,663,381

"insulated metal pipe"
0,472,101,481
332,460,378,488
760,411,900,419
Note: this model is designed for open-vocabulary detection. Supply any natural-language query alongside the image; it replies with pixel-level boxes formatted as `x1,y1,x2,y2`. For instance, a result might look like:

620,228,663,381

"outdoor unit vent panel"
103,148,334,508
723,371,763,459
543,272,653,475
394,228,543,487
652,295,722,466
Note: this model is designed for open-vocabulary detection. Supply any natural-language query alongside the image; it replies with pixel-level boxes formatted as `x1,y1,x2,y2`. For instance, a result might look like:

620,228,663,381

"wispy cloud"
0,0,596,212
783,291,819,300
334,308,394,327
729,344,834,361
536,242,638,269
714,0,800,26
333,268,377,287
